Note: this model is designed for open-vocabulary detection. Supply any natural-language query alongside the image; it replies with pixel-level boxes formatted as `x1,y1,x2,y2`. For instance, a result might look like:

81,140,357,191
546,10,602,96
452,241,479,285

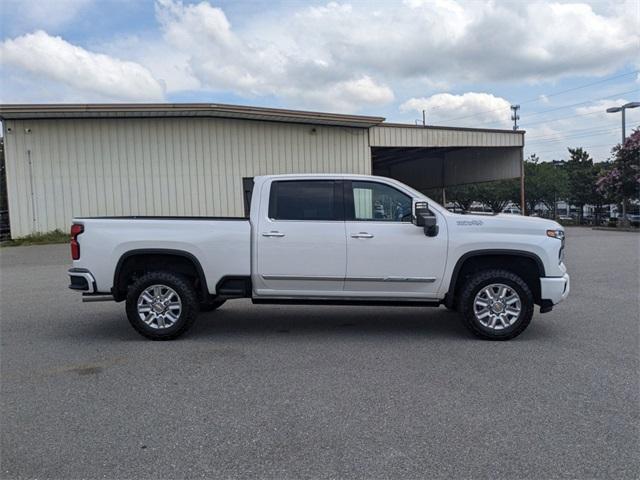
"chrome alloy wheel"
137,285,182,329
473,283,522,330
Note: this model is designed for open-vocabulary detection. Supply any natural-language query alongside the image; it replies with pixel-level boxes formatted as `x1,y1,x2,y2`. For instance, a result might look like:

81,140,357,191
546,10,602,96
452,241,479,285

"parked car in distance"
502,206,522,215
68,174,570,341
623,210,640,226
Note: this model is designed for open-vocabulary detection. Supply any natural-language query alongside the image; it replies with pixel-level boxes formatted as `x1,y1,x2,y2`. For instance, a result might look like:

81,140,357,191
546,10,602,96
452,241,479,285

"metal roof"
380,122,525,135
0,103,525,135
0,103,385,128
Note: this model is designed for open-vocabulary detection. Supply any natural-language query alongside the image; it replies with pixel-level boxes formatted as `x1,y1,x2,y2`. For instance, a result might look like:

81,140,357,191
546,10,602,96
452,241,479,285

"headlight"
547,229,565,263
546,229,565,240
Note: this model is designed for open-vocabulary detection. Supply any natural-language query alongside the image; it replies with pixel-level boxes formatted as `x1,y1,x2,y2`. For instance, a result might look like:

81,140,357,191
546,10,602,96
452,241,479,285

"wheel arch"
445,250,545,308
113,249,209,301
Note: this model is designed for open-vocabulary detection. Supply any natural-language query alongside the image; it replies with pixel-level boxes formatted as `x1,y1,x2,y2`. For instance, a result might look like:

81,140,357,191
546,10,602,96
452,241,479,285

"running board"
252,298,441,307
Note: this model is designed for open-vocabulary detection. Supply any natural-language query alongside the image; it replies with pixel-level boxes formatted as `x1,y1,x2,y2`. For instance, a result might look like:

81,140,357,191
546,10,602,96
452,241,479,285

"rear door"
344,180,447,298
254,179,347,296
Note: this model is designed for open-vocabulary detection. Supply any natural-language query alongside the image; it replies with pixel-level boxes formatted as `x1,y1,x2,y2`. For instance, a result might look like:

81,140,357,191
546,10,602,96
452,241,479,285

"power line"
517,109,605,127
526,127,622,145
528,70,639,101
433,70,639,123
527,124,640,147
527,143,617,156
527,125,636,140
474,87,639,128
527,124,622,140
520,88,640,120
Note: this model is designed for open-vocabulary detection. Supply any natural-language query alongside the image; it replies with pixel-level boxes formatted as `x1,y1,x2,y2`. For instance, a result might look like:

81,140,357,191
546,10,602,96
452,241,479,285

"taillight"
70,223,84,260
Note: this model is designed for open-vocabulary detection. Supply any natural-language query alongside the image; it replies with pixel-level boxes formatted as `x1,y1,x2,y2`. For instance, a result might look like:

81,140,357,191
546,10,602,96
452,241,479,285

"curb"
592,227,639,233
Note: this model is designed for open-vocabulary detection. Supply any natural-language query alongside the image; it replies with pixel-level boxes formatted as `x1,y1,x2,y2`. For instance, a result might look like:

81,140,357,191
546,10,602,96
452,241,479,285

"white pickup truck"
68,174,569,341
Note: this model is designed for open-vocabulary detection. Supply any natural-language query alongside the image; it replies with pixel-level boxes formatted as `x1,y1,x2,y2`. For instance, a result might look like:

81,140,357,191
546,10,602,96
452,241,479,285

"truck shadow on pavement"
71,301,554,343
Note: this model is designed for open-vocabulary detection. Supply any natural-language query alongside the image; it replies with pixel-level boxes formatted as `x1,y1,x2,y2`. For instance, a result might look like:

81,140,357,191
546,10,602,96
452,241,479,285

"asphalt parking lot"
1,227,638,479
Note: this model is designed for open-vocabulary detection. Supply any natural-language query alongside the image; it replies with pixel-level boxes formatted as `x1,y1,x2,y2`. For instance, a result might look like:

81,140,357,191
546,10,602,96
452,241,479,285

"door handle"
261,231,285,237
351,232,374,239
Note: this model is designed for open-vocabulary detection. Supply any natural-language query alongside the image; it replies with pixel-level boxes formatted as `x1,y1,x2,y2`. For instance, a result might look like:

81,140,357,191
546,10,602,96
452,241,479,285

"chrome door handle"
351,232,374,239
261,231,285,237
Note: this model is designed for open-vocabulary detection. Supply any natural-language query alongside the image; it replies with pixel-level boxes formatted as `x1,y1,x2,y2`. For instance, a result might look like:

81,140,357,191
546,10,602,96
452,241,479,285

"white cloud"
100,34,200,93
0,31,165,101
400,92,512,128
261,0,637,83
145,0,637,111
0,0,636,111
153,0,393,110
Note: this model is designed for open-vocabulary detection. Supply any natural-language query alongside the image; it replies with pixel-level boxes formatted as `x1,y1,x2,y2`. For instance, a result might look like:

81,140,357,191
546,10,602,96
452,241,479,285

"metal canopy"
372,146,522,190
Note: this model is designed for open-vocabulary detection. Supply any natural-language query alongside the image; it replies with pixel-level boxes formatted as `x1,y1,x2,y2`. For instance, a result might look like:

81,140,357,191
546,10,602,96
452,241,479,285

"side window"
351,181,412,222
269,180,341,221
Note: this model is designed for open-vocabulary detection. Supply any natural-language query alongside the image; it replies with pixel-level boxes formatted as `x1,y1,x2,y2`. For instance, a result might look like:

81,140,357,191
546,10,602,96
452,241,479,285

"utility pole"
510,105,520,131
422,110,426,127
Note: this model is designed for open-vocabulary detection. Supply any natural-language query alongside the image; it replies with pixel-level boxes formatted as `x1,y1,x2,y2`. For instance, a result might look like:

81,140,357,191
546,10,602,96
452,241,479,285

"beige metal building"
0,104,524,238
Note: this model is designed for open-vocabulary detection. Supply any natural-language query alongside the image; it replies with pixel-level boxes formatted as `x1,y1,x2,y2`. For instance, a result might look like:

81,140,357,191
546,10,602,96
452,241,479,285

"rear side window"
269,180,342,221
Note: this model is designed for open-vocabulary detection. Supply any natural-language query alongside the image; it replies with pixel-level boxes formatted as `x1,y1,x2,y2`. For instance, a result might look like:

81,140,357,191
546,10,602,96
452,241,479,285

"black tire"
199,298,226,312
125,271,199,340
458,269,534,340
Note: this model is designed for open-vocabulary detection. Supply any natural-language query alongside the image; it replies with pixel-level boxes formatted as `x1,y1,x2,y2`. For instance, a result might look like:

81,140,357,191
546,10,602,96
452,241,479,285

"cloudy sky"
1,0,638,162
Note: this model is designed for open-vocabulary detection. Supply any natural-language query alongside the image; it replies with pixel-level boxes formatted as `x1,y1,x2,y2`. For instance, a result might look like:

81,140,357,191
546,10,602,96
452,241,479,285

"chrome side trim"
349,276,437,283
261,275,343,281
261,274,436,283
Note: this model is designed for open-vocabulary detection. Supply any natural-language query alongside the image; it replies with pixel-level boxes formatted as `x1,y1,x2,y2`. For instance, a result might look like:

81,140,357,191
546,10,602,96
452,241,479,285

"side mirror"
413,201,429,226
413,201,439,237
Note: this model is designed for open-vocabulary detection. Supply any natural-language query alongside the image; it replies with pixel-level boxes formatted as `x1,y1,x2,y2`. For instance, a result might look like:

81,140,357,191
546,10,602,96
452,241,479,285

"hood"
448,212,562,235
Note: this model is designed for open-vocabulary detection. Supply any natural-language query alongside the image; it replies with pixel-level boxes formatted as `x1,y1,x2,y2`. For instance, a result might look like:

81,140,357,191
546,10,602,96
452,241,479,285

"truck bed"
72,216,251,295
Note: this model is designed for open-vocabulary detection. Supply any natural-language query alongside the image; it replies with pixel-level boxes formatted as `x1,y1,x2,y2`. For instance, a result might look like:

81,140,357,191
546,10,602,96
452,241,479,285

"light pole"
606,102,640,144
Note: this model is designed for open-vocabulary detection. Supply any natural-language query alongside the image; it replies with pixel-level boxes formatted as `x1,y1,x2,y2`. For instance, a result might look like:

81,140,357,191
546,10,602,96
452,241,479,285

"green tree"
524,156,568,217
475,179,520,213
590,161,613,224
565,147,597,223
446,183,482,211
596,128,640,226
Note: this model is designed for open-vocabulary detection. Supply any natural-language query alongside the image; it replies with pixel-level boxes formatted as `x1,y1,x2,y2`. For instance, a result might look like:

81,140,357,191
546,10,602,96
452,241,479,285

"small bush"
1,229,69,247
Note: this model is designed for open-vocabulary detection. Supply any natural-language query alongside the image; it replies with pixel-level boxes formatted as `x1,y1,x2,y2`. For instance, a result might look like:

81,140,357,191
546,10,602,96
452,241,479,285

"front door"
255,179,346,297
344,180,447,298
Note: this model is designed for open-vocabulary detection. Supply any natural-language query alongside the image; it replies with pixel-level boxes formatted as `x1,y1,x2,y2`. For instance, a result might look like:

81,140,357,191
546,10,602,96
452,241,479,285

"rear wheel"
125,271,198,340
458,269,533,340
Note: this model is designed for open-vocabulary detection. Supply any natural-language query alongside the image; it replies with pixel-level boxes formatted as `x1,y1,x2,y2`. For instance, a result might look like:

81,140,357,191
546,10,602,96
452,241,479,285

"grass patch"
1,229,69,247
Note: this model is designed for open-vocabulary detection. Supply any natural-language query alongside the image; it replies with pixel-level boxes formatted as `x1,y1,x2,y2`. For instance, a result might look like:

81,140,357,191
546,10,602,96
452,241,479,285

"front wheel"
458,269,534,340
125,271,199,340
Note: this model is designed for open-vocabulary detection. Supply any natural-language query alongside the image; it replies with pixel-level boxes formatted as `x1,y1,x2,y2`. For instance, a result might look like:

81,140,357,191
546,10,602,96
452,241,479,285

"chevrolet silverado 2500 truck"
68,174,569,340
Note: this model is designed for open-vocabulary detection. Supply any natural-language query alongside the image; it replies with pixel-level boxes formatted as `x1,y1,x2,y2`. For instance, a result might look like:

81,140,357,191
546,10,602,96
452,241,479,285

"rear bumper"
68,268,97,293
540,273,570,306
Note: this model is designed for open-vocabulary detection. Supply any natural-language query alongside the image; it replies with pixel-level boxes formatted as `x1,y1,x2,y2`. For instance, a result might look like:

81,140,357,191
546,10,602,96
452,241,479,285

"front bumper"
68,268,97,293
540,273,570,305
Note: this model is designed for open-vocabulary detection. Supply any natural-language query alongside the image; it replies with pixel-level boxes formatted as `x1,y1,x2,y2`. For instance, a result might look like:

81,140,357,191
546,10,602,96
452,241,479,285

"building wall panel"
5,117,370,237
